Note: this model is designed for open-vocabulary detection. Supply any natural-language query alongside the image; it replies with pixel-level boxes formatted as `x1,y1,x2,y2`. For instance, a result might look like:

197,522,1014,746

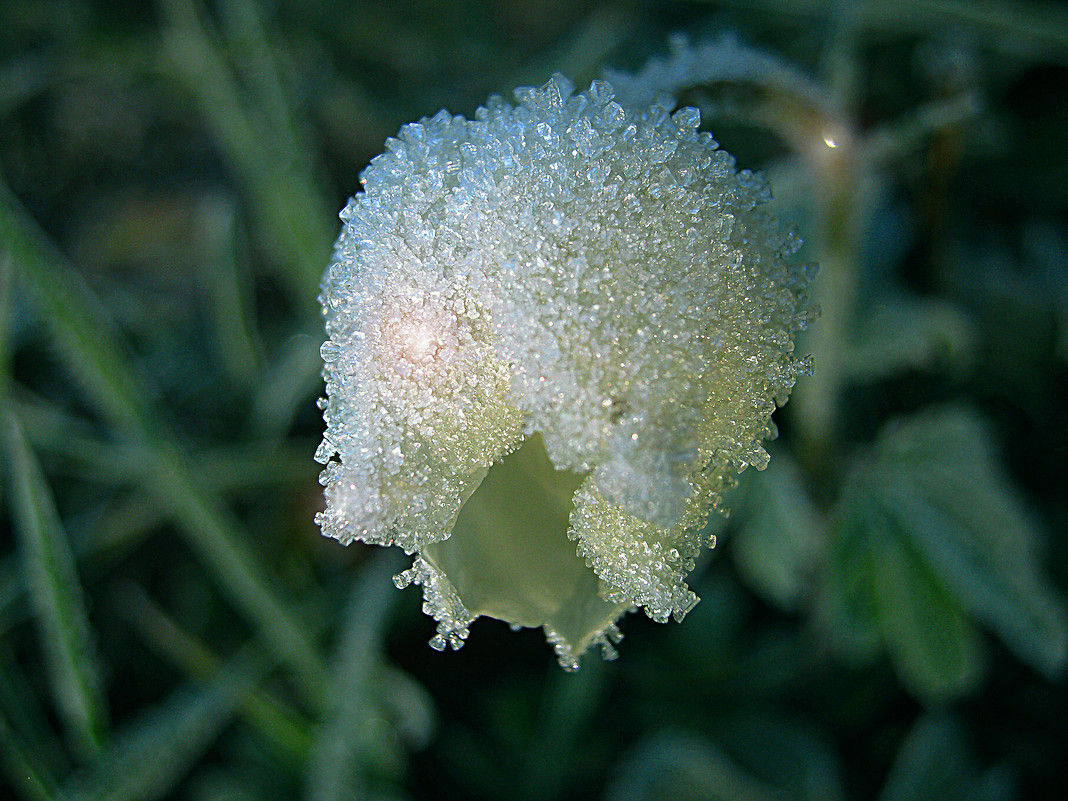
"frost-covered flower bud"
316,73,813,669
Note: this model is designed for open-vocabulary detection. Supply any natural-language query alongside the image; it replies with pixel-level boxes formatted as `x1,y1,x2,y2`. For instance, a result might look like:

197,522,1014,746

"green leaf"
713,715,846,801
844,295,975,382
731,451,824,610
827,406,1068,700
819,488,881,665
3,411,108,758
606,730,791,801
58,656,263,801
870,528,984,703
877,408,1068,678
879,714,1015,801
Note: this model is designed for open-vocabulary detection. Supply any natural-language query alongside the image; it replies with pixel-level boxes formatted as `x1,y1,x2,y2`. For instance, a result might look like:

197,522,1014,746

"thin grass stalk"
56,653,267,801
157,0,333,310
217,0,306,153
4,411,108,760
0,252,12,403
0,710,57,801
1,395,317,638
0,648,63,800
118,583,312,766
197,197,263,386
0,179,329,709
303,549,407,801
249,322,324,439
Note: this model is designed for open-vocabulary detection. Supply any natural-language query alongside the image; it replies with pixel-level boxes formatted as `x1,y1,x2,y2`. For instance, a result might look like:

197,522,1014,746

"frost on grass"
604,32,829,114
316,73,814,669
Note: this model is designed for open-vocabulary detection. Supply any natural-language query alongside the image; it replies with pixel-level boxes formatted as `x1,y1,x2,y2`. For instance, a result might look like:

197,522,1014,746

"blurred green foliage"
2,0,1067,799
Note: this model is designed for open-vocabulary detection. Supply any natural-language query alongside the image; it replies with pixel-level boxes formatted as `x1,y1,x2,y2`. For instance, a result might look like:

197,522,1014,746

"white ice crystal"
316,72,814,668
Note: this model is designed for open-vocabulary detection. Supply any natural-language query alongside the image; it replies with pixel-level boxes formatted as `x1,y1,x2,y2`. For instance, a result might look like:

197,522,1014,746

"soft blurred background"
2,0,1067,799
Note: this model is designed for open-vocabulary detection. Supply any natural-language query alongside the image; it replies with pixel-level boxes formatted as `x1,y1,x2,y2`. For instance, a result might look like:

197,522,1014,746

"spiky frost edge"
393,554,633,669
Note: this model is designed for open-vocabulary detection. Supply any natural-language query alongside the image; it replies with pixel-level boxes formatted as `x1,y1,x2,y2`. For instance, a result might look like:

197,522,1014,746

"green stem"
792,137,864,480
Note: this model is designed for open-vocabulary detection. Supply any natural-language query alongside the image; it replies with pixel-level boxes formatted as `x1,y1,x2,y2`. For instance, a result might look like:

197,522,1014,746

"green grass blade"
3,411,108,759
1,394,315,639
303,549,408,801
57,655,264,801
0,646,64,800
2,179,328,706
250,324,323,439
157,0,334,309
147,444,329,699
0,183,151,439
0,250,13,404
217,0,306,154
0,709,57,801
118,583,312,766
12,392,313,492
197,197,263,387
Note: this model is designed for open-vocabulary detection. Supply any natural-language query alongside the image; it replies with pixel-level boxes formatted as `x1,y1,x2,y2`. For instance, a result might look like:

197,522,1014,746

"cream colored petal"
420,434,631,666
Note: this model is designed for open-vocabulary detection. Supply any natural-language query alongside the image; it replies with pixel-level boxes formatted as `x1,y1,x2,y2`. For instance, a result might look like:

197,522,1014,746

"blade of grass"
1,178,328,708
156,0,334,311
1,251,12,404
303,549,408,801
250,323,323,439
57,653,266,801
0,709,57,801
217,0,306,154
0,194,148,439
505,4,633,89
0,646,64,799
117,582,312,767
3,411,108,760
197,196,263,387
1,394,317,638
12,392,314,490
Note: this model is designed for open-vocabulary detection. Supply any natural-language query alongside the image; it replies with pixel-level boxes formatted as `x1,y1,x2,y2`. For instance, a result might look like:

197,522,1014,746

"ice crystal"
316,72,813,668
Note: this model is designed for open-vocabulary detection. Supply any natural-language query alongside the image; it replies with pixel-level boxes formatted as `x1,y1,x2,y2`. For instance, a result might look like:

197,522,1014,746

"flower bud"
316,74,813,668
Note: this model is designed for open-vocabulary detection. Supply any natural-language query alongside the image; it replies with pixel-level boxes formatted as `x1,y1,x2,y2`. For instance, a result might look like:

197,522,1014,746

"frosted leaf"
317,72,814,668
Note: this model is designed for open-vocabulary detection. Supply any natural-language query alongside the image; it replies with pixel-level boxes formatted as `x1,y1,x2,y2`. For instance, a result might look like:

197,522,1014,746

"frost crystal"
316,73,813,668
